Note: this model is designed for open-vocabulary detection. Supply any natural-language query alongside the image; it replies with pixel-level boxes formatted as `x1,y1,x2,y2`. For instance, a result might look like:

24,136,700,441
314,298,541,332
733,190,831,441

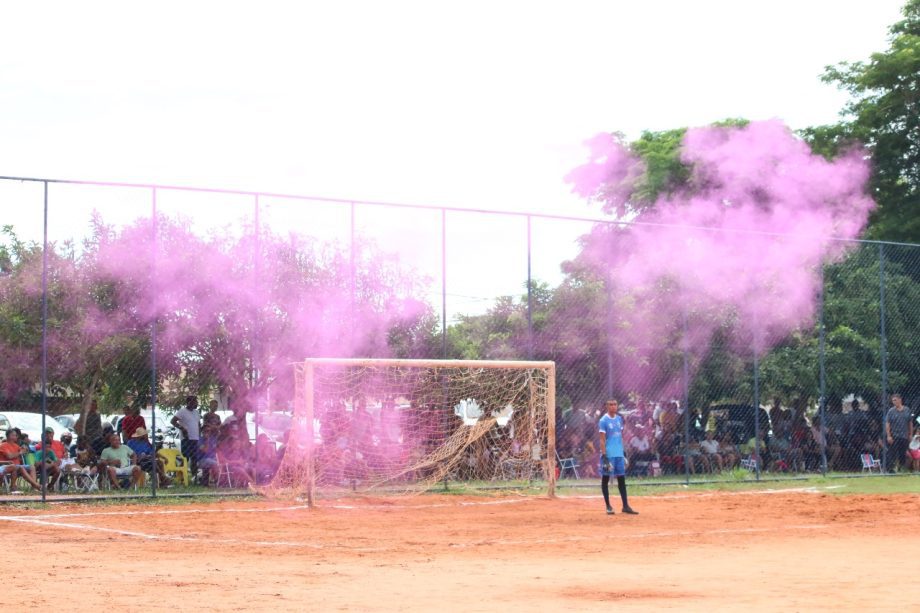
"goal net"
267,358,556,503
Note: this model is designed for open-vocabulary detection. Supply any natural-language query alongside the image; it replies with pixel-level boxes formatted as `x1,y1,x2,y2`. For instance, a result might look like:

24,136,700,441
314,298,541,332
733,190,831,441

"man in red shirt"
0,429,41,490
37,427,67,459
120,405,146,443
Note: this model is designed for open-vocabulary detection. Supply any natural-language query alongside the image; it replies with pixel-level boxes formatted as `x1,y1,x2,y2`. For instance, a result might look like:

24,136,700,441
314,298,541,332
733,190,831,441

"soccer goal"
267,358,556,504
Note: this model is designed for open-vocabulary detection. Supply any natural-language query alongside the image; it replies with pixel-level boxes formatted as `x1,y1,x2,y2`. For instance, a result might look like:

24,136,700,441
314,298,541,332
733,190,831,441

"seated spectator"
254,433,279,484
198,422,221,486
682,439,707,474
126,428,172,487
18,431,35,452
33,428,63,487
216,430,254,486
700,431,724,472
92,423,115,457
909,433,920,473
718,433,739,470
577,439,598,479
99,432,143,489
0,428,41,491
627,427,656,463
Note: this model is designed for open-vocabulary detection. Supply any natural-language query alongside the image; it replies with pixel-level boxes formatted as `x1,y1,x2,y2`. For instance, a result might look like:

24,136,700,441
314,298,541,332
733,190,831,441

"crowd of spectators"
556,394,920,477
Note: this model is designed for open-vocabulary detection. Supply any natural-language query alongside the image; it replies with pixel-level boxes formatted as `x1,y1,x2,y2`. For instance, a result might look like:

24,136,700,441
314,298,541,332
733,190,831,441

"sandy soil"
4,489,918,611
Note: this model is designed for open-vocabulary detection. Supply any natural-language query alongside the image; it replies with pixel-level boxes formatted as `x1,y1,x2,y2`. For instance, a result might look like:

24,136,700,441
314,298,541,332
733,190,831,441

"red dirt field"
4,489,917,611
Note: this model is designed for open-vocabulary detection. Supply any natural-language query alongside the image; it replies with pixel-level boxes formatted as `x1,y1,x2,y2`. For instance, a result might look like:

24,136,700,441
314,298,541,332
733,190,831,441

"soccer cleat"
606,506,615,515
622,506,638,515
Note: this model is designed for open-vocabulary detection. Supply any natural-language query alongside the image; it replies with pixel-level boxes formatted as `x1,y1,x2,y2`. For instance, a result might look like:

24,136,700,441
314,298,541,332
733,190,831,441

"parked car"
53,414,78,431
0,411,75,444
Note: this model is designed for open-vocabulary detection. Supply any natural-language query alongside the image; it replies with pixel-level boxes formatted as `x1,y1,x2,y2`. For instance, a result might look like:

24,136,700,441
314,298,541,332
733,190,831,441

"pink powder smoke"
567,120,875,396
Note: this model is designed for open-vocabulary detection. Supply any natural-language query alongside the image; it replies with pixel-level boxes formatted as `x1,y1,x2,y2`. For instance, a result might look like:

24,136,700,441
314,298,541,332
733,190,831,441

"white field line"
0,513,832,551
0,485,843,521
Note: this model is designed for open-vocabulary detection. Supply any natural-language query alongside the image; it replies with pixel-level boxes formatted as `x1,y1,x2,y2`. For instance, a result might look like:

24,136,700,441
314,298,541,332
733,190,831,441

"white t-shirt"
629,435,650,453
173,407,200,441
700,439,720,454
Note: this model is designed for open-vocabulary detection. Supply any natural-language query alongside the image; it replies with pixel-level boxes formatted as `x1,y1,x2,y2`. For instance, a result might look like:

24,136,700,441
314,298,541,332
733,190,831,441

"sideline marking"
0,513,832,551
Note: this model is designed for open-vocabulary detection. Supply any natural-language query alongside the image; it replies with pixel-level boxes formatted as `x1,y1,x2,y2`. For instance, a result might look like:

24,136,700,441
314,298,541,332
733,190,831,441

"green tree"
806,0,920,242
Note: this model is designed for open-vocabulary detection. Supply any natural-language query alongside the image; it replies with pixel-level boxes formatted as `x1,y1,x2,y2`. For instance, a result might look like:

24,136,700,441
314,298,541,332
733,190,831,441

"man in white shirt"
172,395,201,481
700,430,723,472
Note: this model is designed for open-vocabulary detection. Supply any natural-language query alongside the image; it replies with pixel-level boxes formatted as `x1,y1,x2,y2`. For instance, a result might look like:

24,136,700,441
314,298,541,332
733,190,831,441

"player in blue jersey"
598,399,638,515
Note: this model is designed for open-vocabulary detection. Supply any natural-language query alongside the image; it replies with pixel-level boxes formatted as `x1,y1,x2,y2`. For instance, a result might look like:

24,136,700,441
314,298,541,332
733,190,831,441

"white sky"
0,0,906,317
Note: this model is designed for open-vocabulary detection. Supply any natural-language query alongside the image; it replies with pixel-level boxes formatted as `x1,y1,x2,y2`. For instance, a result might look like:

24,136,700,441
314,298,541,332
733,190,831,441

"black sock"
601,475,611,508
617,475,629,508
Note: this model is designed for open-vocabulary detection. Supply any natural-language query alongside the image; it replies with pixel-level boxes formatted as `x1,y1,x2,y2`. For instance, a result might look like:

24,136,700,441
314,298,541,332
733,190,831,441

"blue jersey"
598,413,625,458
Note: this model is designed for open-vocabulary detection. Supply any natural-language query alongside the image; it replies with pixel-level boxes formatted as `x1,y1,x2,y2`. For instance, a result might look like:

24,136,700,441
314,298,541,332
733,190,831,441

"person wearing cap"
172,396,201,481
126,428,172,487
99,432,143,489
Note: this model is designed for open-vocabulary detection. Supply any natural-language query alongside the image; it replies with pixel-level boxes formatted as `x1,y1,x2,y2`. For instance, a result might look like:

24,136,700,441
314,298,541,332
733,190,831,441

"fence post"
818,264,828,475
526,215,533,360
40,181,49,502
753,345,761,481
441,209,447,358
682,307,690,485
150,187,158,498
879,244,889,472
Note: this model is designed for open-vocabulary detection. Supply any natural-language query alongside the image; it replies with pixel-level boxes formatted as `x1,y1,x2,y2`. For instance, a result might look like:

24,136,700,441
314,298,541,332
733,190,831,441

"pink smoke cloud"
568,120,874,396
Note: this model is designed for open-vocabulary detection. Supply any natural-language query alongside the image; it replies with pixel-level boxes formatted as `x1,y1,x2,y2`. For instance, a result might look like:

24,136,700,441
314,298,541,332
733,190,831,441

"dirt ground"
3,488,917,611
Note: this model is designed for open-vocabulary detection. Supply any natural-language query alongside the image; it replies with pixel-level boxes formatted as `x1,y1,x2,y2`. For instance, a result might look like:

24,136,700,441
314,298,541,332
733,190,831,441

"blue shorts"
599,456,626,477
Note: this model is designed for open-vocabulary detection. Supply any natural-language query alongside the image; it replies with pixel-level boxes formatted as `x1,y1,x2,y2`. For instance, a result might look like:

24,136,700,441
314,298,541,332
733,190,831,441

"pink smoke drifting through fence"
567,120,875,397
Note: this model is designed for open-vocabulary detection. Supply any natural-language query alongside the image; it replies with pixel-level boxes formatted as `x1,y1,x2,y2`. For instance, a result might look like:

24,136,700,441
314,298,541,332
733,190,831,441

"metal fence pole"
879,244,889,472
40,181,49,502
753,345,762,481
253,194,260,467
441,209,447,358
818,264,828,475
526,215,533,360
150,187,158,498
682,308,690,485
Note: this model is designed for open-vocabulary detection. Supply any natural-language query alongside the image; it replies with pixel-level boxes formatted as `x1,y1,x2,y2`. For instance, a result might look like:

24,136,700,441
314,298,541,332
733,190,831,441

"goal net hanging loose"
267,358,556,503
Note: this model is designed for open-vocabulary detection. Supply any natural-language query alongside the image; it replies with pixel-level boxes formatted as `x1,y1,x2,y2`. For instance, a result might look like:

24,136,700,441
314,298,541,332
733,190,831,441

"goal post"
271,358,557,503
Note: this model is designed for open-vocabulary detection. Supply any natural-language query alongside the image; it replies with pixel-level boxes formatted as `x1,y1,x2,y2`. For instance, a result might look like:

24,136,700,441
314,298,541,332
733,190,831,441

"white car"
0,411,75,443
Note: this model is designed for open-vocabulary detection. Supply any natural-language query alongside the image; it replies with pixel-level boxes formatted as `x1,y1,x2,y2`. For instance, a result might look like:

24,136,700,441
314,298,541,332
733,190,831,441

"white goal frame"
293,358,557,506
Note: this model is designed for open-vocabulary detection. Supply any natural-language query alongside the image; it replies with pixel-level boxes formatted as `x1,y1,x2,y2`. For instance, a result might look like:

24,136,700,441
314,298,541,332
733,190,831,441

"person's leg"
601,475,611,513
18,466,41,490
614,458,636,514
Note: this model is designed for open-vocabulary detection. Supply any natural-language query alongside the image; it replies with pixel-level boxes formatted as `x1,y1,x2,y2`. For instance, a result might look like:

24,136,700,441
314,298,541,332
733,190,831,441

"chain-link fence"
1,175,918,499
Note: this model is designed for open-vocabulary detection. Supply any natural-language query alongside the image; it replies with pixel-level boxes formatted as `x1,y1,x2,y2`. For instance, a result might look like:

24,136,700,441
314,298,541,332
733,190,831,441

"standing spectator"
120,405,146,442
76,399,103,450
886,393,913,472
172,395,201,481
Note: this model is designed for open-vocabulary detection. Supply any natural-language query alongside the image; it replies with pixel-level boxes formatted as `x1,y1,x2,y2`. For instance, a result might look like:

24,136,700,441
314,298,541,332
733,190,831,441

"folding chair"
555,451,580,479
740,456,758,471
860,453,882,474
157,448,190,486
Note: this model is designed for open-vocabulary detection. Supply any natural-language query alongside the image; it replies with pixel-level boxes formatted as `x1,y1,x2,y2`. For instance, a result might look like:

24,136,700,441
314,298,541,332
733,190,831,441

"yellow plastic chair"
157,448,190,486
